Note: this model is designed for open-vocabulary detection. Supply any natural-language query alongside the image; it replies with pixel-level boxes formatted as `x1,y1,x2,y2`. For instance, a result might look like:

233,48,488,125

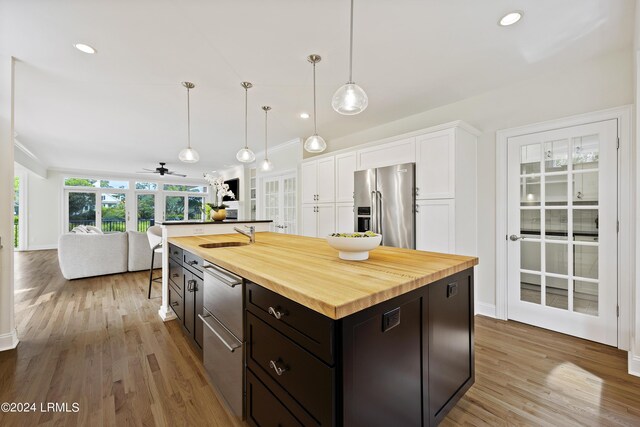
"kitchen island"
168,232,478,427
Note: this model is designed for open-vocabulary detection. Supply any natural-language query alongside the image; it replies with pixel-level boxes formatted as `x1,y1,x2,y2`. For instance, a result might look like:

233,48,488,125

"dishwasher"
198,261,244,419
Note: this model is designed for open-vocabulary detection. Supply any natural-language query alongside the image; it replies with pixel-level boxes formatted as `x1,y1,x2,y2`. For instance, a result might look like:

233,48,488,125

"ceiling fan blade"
166,171,187,177
142,168,156,172
136,171,158,174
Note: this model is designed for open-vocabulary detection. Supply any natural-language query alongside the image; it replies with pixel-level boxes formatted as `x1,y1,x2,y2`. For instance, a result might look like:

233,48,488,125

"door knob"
509,235,525,241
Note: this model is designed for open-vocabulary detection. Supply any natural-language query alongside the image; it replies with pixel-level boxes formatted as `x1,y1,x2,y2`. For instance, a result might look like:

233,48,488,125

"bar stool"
147,225,163,299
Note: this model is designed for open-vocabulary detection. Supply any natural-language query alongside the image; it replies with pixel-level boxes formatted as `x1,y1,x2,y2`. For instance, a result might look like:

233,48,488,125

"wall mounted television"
223,178,240,201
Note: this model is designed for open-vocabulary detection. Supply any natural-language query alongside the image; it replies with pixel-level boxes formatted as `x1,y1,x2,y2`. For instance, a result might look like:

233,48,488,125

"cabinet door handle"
187,260,198,266
171,301,179,307
269,359,288,376
187,279,196,292
415,187,420,197
268,306,285,320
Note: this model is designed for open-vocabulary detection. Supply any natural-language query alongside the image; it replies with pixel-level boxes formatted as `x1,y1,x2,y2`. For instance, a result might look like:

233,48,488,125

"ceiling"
1,0,634,178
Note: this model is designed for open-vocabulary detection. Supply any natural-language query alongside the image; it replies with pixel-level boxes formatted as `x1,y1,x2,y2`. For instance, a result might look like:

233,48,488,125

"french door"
261,173,296,234
507,120,618,346
65,190,128,233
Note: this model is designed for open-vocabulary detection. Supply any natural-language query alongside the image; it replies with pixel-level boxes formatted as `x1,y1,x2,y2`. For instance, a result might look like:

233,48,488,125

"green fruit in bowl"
330,231,378,238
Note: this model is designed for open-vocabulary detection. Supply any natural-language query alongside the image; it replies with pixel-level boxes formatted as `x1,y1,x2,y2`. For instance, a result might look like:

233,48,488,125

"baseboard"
629,352,640,377
475,301,496,318
26,244,57,251
0,330,19,352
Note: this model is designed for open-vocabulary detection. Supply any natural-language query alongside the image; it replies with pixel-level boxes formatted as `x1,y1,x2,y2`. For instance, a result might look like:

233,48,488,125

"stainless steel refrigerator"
354,163,415,249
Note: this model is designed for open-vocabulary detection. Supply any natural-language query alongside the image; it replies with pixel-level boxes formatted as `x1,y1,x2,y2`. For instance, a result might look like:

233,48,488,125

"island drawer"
246,369,319,427
183,252,203,273
246,282,334,365
169,284,183,321
247,312,334,426
168,258,184,291
168,244,183,263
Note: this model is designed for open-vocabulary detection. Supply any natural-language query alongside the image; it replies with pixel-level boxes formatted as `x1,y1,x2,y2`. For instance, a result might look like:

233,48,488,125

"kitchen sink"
199,242,249,248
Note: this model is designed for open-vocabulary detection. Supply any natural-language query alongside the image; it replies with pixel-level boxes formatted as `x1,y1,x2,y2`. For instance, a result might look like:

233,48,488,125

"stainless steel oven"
199,261,244,419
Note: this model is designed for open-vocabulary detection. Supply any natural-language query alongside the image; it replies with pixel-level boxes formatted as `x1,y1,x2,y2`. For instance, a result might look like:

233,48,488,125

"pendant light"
260,106,273,171
236,81,256,163
178,82,200,163
332,0,368,115
304,54,327,153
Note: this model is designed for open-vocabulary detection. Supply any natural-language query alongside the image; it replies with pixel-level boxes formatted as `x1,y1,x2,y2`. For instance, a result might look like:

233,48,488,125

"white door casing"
506,120,618,346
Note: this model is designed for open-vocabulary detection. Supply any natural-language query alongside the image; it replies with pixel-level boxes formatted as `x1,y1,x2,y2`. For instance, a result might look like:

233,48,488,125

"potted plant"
204,173,235,221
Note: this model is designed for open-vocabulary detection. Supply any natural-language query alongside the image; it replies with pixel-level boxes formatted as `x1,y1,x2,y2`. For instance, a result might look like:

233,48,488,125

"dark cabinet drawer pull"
187,260,198,266
172,273,179,278
187,279,197,292
269,359,287,376
268,306,285,320
171,301,179,307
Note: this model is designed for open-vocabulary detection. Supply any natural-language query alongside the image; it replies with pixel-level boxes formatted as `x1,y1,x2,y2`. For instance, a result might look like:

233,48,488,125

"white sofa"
58,231,161,280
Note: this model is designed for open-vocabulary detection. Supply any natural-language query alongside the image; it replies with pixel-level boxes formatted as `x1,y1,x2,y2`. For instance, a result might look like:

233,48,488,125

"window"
163,184,207,193
136,182,158,190
64,176,209,231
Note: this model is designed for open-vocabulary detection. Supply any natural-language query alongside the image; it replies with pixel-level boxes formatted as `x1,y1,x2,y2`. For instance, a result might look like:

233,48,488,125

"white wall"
0,55,18,350
23,170,62,249
307,49,634,307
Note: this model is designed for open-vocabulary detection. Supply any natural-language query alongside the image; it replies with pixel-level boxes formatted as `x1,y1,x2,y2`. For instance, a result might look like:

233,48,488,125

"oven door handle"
203,264,241,288
199,312,241,352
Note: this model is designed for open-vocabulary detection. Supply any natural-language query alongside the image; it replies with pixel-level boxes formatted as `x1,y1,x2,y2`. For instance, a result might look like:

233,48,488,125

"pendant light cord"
264,108,268,158
244,87,248,149
186,86,191,149
313,61,318,135
348,0,354,83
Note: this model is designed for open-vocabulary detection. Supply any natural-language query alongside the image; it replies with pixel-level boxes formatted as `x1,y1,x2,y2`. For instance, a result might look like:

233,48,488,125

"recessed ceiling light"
299,112,310,119
74,43,96,54
499,11,523,26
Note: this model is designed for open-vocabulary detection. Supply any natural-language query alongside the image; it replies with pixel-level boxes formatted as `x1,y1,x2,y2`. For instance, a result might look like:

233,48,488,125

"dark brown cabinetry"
246,268,474,427
168,243,204,352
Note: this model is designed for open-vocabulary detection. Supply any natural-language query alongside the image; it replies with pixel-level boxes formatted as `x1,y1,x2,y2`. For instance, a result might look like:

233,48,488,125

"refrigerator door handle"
376,191,383,241
371,190,377,233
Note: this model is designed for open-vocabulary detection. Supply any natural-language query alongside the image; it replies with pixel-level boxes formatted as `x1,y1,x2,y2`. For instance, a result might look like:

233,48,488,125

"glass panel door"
165,196,185,221
101,192,127,232
507,120,617,346
67,191,97,231
281,176,297,234
263,177,280,232
188,196,204,220
137,194,155,231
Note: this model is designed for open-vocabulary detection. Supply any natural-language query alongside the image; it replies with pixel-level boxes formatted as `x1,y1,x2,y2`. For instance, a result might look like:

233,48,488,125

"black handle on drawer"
269,359,288,376
172,273,179,278
268,306,286,320
171,301,179,307
187,260,198,266
447,283,458,298
187,280,196,292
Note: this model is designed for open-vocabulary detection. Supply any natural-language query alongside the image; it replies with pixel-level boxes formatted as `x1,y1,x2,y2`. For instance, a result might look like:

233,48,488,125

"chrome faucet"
234,225,255,243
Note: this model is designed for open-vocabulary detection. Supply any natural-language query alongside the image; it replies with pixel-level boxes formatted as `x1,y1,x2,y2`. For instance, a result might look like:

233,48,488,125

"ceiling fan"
137,162,187,177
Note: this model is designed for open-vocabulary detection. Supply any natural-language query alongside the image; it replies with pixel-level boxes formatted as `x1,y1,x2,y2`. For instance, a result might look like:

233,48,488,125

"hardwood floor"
1,250,640,426
1,250,235,427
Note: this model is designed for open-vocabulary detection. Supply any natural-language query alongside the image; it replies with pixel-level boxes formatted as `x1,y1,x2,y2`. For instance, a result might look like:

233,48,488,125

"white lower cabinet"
336,203,355,233
301,204,336,237
416,200,455,253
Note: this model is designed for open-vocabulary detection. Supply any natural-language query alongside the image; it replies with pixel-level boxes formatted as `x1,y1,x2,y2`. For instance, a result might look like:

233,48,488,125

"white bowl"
325,233,382,261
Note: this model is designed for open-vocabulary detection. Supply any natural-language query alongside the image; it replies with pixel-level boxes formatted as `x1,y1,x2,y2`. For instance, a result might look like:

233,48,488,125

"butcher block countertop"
169,232,478,320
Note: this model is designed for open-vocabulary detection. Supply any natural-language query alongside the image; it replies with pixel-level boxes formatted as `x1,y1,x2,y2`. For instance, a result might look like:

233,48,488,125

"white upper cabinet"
357,137,416,171
415,130,455,199
335,152,357,203
301,161,318,204
302,157,335,204
316,157,335,203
